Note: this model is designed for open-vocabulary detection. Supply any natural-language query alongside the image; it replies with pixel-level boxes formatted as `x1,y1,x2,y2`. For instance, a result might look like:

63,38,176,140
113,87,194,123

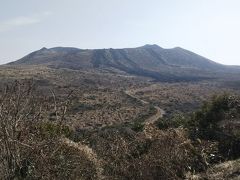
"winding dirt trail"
125,88,165,125
125,88,165,138
61,85,166,178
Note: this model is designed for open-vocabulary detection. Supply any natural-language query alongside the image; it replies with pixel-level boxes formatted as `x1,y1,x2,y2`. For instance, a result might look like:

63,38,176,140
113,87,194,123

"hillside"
8,45,238,82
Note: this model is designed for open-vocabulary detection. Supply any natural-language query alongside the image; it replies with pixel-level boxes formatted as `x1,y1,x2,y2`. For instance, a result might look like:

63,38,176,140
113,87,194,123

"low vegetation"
157,93,240,178
1,75,240,179
0,81,200,179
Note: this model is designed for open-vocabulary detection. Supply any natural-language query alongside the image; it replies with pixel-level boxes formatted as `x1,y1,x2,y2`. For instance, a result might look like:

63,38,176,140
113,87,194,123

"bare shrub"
0,81,98,179
86,126,201,179
0,80,41,179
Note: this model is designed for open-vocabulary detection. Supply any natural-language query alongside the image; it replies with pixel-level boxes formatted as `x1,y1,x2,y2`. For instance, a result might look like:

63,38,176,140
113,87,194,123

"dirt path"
61,138,104,179
60,85,165,178
125,88,165,125
125,88,165,138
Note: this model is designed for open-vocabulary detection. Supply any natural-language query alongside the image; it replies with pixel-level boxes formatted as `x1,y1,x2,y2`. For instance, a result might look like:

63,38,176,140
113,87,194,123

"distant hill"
8,44,240,82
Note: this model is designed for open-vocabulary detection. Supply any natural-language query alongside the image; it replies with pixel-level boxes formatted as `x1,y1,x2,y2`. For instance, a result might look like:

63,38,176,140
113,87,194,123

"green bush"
157,94,240,159
189,93,231,139
131,121,144,132
157,114,190,130
188,94,240,159
39,122,74,139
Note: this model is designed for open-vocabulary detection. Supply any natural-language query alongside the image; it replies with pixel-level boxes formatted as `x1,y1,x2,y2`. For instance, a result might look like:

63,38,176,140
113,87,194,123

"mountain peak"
40,47,48,51
142,44,161,48
173,46,183,50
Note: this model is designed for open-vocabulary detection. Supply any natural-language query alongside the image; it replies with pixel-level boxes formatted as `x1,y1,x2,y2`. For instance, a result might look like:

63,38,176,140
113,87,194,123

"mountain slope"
8,45,237,81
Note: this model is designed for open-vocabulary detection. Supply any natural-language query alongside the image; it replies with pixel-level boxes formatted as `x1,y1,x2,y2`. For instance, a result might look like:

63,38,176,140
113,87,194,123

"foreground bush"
159,93,240,160
190,94,240,159
0,81,98,179
78,125,206,179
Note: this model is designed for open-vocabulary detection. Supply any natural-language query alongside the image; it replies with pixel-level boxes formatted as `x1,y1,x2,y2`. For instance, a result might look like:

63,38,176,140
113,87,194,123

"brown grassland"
0,65,240,179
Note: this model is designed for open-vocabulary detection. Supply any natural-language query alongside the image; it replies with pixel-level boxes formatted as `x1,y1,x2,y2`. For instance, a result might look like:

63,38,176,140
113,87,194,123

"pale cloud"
0,12,52,32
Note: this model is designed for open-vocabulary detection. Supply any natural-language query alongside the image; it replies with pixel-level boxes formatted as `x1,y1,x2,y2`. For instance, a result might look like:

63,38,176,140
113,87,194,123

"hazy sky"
1,0,240,65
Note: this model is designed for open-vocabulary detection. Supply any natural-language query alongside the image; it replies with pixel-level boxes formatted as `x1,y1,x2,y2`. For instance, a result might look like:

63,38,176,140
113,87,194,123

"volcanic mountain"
8,44,238,82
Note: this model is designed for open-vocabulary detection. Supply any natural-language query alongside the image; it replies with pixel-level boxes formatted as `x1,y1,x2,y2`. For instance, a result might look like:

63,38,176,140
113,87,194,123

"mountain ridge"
7,44,240,82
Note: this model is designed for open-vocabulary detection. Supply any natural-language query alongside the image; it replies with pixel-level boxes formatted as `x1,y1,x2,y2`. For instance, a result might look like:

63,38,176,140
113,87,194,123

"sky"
0,0,240,65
